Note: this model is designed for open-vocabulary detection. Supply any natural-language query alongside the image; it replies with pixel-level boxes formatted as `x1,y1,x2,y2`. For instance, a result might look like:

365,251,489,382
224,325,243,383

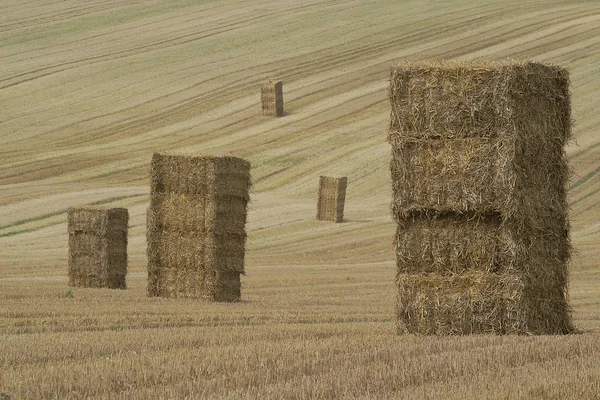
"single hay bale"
390,138,505,216
261,80,284,117
68,207,128,289
147,153,251,301
389,60,571,141
389,60,572,335
396,272,572,335
316,176,347,223
395,212,515,275
396,272,527,335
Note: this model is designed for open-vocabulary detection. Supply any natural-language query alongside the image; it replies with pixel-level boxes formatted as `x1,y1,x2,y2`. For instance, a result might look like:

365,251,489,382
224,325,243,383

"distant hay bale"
389,60,572,335
68,207,128,289
316,176,347,223
147,153,251,301
261,80,283,117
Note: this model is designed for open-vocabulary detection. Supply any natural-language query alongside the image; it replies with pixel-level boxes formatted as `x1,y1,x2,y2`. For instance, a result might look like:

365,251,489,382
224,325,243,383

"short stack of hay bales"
261,80,284,117
146,153,251,301
389,60,573,335
317,176,347,223
68,207,128,289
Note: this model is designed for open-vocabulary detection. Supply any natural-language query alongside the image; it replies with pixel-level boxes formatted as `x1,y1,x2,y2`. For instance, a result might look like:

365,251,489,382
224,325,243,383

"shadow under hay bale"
147,153,251,302
261,80,283,117
389,60,572,335
68,207,128,289
316,176,347,223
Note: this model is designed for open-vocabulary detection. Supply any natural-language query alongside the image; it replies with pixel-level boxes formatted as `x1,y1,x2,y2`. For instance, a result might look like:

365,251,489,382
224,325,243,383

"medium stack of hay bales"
389,60,573,335
68,207,128,289
261,80,284,117
317,176,347,223
147,153,251,301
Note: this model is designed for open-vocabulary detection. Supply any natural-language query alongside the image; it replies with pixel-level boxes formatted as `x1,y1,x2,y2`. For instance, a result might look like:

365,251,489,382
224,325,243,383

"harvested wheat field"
1,0,600,399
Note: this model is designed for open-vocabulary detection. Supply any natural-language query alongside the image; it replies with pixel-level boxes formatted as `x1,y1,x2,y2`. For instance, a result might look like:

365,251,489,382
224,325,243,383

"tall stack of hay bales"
146,153,251,301
317,176,347,223
68,207,128,289
261,80,284,117
389,60,573,335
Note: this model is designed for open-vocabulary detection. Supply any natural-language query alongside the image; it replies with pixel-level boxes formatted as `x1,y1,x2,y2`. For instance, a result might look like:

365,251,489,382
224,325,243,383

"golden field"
1,0,600,398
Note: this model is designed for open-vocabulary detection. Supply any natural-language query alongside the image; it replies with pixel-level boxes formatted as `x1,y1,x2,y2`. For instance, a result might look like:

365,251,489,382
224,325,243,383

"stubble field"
1,0,600,398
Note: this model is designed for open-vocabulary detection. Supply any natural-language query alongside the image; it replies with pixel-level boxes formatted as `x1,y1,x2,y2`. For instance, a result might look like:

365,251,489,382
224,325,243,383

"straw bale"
390,138,506,216
389,60,570,141
151,153,250,198
316,176,347,223
68,207,128,289
261,80,284,117
396,272,571,335
149,194,247,235
389,60,572,335
147,153,250,301
396,273,527,335
395,212,571,335
396,212,515,275
389,60,571,222
147,267,240,301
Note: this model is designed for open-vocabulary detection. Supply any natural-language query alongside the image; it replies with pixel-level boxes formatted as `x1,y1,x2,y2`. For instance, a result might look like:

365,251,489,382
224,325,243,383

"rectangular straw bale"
395,212,515,275
396,272,571,335
396,273,527,335
389,60,571,222
316,176,347,223
389,61,571,141
151,154,251,198
149,193,206,233
147,153,250,301
389,60,572,335
390,138,506,217
68,207,128,289
261,80,284,117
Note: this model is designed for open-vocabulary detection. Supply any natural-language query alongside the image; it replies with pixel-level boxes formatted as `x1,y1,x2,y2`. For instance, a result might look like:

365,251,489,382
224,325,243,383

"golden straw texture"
68,207,128,289
147,153,251,301
389,60,572,335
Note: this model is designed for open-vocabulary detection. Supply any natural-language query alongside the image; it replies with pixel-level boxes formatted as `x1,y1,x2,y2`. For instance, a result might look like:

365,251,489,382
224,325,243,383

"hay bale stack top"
390,60,572,335
389,60,571,219
147,153,251,301
68,207,128,289
261,80,284,117
317,176,347,223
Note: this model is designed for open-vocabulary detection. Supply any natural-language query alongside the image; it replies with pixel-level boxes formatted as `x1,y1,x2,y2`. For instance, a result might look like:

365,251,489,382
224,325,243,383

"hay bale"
261,80,284,117
395,212,514,275
68,207,128,289
397,272,571,335
389,60,571,221
396,272,527,335
389,60,572,335
147,153,251,301
316,176,347,223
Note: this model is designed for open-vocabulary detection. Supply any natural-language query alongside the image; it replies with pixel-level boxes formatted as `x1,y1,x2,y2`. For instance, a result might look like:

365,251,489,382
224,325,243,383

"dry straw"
147,153,251,301
317,176,347,223
261,80,284,117
68,207,128,289
389,60,572,335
